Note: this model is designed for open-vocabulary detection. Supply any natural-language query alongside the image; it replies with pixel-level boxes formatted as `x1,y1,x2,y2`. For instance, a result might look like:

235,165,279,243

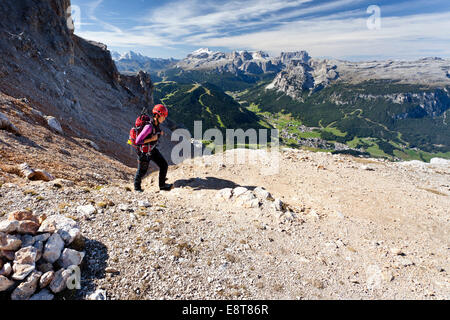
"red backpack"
128,114,153,154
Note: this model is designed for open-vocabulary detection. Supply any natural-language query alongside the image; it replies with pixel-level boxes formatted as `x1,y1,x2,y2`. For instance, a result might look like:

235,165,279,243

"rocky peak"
177,48,282,76
267,57,339,99
233,50,253,61
119,51,147,62
268,63,314,101
279,51,311,65
187,48,215,59
252,51,269,60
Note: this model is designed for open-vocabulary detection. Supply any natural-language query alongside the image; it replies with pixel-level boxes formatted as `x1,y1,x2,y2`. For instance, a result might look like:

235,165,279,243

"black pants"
134,148,168,189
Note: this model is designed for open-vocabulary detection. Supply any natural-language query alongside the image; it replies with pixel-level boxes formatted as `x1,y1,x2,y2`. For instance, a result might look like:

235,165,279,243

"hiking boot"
159,183,173,191
134,187,144,192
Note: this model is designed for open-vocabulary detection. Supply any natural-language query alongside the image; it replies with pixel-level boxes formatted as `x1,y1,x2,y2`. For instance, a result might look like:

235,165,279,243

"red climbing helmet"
153,104,168,118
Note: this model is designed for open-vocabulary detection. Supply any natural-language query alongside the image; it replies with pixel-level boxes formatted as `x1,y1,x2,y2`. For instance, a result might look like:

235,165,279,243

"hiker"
133,104,173,192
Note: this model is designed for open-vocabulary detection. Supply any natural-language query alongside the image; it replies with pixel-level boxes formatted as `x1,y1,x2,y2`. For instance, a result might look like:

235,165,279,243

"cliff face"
46,0,71,20
267,59,339,100
0,0,169,166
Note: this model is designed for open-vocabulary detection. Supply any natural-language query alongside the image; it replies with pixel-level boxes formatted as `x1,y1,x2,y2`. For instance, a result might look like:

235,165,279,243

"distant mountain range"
112,50,178,77
113,48,450,88
113,48,450,161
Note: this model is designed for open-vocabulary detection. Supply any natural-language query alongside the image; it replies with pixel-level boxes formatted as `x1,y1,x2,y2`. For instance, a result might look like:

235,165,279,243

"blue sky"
71,0,450,60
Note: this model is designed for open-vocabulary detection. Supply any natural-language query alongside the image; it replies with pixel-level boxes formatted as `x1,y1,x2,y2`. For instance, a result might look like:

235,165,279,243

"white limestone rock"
43,233,65,263
57,248,85,268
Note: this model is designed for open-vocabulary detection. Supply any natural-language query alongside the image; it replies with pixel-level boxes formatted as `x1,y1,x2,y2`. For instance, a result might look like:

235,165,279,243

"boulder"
400,160,426,167
253,187,273,201
8,210,39,223
62,228,81,246
0,262,12,277
38,216,80,245
32,170,54,182
241,199,260,208
273,199,285,212
42,233,65,263
0,220,19,234
77,205,97,217
17,220,40,235
37,222,56,234
33,240,44,261
14,246,38,265
236,191,259,208
12,263,35,281
39,271,55,289
0,233,22,251
138,200,151,208
49,268,72,293
34,233,51,243
21,234,35,247
17,163,36,180
233,187,248,198
57,248,85,268
29,288,54,300
88,289,107,300
118,204,130,211
216,188,233,200
46,116,63,134
0,275,15,292
240,190,256,201
11,271,42,300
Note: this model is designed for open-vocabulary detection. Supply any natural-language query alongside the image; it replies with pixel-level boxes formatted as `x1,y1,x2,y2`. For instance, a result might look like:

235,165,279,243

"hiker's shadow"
174,176,257,191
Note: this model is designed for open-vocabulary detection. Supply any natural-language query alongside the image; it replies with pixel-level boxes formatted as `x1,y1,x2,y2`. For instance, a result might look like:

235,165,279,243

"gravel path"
1,149,448,300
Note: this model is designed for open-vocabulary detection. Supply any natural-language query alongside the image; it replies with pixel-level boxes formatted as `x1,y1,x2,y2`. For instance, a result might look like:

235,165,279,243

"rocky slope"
1,141,449,299
0,0,177,167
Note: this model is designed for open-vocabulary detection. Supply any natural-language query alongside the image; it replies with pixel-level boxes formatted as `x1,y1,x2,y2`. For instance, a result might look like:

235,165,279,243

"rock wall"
0,0,172,167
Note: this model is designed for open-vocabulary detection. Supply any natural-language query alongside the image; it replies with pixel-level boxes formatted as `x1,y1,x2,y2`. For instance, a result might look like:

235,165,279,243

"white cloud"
85,0,123,34
75,0,450,60
190,11,450,59
134,0,315,36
